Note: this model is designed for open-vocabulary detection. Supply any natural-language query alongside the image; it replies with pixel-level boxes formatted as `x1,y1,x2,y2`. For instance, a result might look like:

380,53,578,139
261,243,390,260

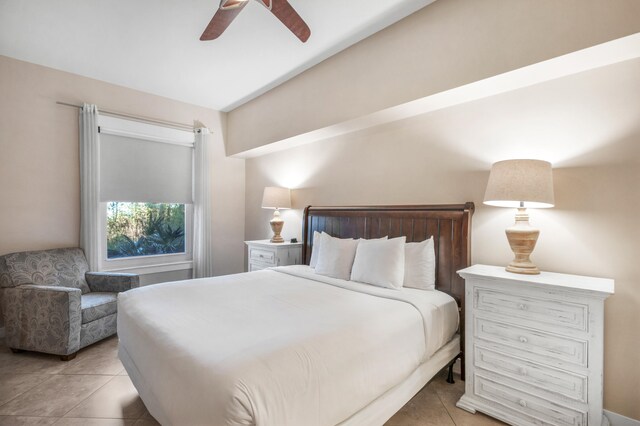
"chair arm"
3,285,82,355
85,272,140,293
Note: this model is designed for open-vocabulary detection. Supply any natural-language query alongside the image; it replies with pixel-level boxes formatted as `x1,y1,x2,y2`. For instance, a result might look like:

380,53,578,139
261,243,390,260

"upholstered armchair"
0,248,139,360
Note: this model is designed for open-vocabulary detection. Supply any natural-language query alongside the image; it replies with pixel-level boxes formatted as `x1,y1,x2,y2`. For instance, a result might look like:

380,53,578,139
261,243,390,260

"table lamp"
262,186,291,243
483,159,554,275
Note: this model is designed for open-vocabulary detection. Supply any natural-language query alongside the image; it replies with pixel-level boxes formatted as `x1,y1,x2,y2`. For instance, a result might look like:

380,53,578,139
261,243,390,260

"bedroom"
0,0,639,425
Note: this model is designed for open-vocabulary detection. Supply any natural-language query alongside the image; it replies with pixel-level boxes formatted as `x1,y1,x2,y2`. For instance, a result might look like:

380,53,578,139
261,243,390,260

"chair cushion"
3,248,91,293
81,292,118,323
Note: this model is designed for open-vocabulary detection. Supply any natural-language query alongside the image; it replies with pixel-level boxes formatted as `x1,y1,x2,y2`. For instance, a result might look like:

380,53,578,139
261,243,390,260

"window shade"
99,133,193,204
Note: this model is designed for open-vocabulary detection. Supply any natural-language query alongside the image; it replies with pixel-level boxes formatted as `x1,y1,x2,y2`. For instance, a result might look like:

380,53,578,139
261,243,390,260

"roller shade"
99,118,194,204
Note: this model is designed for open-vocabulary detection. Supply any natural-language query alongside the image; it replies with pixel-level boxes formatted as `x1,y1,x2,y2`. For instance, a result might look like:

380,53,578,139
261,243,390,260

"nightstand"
245,240,303,272
456,264,614,426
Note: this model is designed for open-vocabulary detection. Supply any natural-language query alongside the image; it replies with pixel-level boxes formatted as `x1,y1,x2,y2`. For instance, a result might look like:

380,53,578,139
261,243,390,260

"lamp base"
505,207,540,275
269,209,285,243
506,262,540,275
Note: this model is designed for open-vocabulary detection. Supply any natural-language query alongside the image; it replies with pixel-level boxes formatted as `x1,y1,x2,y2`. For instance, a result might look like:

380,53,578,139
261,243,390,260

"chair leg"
60,352,77,361
10,348,24,354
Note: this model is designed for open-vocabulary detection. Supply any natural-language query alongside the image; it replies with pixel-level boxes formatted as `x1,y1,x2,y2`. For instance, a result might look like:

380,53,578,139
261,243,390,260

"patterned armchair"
0,248,139,360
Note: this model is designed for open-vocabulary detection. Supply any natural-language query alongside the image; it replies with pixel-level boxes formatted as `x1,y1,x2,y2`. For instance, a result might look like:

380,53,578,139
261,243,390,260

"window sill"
102,260,193,275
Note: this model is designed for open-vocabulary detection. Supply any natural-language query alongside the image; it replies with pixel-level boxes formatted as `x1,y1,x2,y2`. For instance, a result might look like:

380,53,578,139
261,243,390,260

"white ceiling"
0,0,435,111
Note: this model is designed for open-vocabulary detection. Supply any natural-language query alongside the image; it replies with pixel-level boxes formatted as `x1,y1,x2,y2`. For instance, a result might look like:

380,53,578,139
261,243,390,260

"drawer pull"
519,399,527,408
518,303,527,310
519,336,528,343
259,254,264,258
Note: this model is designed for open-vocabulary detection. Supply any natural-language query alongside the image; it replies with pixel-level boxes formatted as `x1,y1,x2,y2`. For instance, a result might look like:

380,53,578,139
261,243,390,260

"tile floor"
0,336,503,426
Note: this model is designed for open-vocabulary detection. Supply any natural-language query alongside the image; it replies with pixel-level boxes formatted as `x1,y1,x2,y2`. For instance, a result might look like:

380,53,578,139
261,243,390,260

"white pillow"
310,232,386,268
309,231,326,268
314,235,360,281
350,237,406,290
404,237,436,290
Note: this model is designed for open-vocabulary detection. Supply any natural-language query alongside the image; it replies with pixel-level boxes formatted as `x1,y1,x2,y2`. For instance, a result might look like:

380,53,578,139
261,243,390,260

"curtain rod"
56,101,195,131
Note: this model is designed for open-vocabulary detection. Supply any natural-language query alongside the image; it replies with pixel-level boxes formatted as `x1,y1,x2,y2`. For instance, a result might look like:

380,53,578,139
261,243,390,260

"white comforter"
117,265,458,426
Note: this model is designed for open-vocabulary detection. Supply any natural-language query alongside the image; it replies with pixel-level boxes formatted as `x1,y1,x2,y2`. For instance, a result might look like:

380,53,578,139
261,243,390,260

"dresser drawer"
249,263,268,272
474,374,586,426
475,318,588,367
475,287,588,332
249,247,276,265
475,346,588,403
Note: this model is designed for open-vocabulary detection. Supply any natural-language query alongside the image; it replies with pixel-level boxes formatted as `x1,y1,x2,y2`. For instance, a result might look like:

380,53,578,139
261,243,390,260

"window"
106,202,186,259
96,115,195,274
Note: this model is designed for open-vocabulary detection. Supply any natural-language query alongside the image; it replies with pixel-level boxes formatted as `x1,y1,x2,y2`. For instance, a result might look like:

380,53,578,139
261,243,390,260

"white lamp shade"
484,159,554,208
262,186,291,209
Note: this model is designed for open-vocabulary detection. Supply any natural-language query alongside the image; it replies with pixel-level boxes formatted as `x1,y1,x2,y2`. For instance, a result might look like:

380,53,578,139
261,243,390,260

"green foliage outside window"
107,202,186,259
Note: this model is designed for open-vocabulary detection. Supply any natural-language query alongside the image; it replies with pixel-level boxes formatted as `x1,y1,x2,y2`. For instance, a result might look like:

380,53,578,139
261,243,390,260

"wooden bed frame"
302,203,475,377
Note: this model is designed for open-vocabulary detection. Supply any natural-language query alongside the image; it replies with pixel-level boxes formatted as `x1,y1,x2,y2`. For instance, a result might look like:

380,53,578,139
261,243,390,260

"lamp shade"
261,186,291,209
484,159,554,208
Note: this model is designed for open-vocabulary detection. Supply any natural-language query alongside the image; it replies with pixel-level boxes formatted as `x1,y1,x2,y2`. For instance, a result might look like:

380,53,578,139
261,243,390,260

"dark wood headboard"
302,203,474,307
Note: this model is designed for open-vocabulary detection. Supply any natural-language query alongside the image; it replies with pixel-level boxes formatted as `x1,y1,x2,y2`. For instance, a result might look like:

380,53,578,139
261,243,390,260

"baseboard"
605,410,640,426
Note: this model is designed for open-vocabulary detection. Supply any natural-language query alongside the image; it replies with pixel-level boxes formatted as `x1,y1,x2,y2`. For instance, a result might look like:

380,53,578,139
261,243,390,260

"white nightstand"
456,264,614,426
245,240,303,272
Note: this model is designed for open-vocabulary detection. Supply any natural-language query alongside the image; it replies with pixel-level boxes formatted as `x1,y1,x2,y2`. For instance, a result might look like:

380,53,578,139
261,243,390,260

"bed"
118,203,474,426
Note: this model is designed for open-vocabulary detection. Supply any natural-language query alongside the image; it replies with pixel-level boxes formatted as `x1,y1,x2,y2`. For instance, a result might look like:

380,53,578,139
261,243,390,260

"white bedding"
117,265,458,426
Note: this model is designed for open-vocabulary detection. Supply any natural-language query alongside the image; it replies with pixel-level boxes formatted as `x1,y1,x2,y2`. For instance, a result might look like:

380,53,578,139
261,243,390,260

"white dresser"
245,240,303,271
457,264,614,426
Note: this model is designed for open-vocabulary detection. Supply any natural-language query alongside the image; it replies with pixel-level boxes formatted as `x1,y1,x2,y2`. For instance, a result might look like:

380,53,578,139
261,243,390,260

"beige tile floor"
0,336,503,426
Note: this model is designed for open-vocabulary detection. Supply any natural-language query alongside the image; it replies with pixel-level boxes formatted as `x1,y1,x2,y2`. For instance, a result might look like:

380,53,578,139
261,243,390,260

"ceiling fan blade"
200,1,248,41
268,0,311,43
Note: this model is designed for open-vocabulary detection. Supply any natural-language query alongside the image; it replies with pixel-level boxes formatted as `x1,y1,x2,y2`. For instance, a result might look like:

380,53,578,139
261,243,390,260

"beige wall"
227,0,640,155
245,58,640,419
0,55,245,275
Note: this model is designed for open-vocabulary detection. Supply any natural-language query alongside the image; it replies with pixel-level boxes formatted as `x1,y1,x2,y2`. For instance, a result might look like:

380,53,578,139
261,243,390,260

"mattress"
117,265,458,426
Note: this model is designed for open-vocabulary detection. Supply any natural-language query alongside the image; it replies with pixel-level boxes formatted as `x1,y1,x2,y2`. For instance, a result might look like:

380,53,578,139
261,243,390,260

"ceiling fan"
200,0,311,42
